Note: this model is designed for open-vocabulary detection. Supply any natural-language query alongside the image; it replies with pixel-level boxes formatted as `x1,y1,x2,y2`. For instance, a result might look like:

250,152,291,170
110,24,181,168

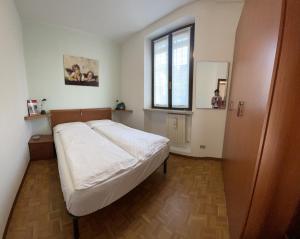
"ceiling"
15,0,196,43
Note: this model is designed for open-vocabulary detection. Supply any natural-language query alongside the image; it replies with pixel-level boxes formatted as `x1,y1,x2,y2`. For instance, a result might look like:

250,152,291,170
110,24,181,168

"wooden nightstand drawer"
28,135,55,160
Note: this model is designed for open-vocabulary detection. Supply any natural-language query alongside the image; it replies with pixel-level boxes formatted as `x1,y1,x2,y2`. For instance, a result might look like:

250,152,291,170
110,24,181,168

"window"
152,24,194,110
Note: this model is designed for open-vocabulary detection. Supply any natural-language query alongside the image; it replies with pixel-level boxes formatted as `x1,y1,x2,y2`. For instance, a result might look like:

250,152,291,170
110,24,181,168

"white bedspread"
87,120,170,161
54,122,139,190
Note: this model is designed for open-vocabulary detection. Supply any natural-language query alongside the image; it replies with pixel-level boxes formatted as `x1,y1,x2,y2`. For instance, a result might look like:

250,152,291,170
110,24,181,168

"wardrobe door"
222,0,284,238
244,0,300,237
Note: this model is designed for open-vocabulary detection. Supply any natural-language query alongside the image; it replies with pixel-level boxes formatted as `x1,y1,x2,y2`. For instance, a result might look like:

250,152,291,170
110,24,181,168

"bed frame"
50,108,112,127
50,108,168,239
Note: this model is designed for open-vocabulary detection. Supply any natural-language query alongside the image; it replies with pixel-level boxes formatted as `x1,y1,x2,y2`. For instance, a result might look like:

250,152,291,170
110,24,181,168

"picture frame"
27,99,39,116
63,55,99,87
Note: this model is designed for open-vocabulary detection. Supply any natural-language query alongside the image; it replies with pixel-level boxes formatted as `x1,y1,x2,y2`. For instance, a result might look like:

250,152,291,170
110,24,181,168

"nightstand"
28,135,56,160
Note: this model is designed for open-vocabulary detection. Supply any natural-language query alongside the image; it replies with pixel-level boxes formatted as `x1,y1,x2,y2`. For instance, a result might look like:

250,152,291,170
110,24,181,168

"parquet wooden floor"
5,155,229,239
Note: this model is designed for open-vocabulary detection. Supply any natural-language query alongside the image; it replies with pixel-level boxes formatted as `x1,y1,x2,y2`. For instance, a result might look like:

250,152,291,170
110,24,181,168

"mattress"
54,130,169,217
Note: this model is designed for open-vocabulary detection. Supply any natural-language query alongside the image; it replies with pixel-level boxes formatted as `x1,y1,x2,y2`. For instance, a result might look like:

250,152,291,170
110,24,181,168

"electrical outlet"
200,145,206,149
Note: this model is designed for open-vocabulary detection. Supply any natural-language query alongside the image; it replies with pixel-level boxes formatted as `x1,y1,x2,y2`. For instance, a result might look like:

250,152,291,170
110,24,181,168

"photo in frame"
63,55,99,87
27,99,39,116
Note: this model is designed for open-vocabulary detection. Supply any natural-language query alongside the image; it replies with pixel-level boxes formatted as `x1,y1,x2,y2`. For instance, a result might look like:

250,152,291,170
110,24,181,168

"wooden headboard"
50,108,112,128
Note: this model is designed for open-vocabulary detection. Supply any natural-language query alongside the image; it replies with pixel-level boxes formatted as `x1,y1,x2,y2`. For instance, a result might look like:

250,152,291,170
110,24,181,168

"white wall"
22,21,121,134
0,0,32,237
120,0,243,158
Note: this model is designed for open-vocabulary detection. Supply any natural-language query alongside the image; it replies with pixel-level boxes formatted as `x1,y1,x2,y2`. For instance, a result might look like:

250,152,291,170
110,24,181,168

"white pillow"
53,122,87,133
86,120,115,128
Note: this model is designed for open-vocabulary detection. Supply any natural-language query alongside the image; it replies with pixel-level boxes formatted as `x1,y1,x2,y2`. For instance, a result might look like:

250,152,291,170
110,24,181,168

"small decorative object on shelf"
115,99,126,110
31,135,41,140
25,98,50,120
40,98,47,114
27,99,38,116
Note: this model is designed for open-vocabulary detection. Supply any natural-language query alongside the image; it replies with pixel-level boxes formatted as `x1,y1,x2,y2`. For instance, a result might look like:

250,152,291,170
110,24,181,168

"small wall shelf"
24,113,50,121
112,109,133,113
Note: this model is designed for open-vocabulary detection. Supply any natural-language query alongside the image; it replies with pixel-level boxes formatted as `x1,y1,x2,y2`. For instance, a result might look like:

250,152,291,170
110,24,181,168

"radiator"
167,114,186,146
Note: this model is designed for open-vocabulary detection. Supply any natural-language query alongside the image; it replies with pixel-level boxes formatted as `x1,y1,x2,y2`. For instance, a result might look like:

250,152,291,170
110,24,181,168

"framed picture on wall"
63,55,99,87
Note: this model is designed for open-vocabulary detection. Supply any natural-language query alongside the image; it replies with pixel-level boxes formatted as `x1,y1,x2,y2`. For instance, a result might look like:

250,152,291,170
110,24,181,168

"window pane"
172,28,191,108
154,36,169,107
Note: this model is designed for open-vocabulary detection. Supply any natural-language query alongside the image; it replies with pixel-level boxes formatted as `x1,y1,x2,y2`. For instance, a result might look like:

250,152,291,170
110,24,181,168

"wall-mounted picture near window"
63,55,99,87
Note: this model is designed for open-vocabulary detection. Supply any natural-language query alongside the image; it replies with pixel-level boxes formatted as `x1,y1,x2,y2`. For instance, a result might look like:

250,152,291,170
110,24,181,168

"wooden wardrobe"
222,0,300,238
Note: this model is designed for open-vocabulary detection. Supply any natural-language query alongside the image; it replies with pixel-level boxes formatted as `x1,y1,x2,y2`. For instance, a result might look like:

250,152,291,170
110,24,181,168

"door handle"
237,101,245,117
229,100,234,111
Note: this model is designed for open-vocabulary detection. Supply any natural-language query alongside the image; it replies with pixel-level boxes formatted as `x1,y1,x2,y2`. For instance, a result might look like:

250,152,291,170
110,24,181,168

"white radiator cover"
167,114,186,146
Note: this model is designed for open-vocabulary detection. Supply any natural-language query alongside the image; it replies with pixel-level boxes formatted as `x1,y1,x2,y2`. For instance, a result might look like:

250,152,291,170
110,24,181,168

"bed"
50,108,169,239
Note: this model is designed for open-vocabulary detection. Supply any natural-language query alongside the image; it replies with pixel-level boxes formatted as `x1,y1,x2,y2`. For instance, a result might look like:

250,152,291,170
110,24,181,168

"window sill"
143,108,193,115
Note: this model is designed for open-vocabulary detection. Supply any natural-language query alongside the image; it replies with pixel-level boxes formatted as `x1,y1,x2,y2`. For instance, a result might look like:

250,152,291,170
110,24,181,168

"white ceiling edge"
120,2,197,44
19,14,192,46
16,0,244,45
15,0,199,44
21,17,116,44
122,0,245,44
